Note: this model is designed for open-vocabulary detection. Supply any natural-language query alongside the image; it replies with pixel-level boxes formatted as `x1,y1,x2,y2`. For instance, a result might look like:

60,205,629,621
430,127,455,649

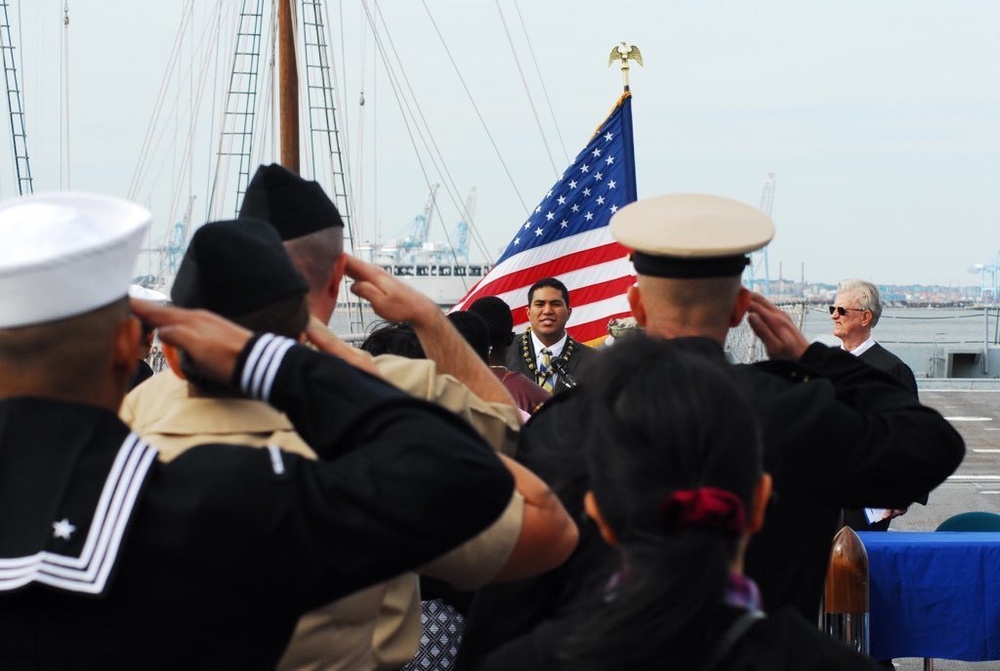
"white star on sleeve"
580,164,589,173
583,187,591,197
560,220,569,228
595,172,603,181
610,204,619,213
591,148,602,158
513,236,521,245
585,211,594,221
535,227,545,236
52,518,76,540
546,211,555,221
569,180,578,189
608,179,617,189
606,155,615,165
557,195,566,205
596,195,606,205
571,204,580,213
604,132,614,141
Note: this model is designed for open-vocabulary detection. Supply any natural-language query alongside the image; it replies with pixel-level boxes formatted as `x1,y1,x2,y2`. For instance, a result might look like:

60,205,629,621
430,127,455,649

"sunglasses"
828,305,867,316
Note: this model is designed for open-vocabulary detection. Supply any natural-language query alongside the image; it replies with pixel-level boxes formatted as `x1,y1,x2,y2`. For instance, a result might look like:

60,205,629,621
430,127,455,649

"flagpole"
608,42,643,92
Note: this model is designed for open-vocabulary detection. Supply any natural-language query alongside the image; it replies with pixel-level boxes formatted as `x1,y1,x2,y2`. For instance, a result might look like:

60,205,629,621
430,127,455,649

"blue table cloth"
858,531,1000,661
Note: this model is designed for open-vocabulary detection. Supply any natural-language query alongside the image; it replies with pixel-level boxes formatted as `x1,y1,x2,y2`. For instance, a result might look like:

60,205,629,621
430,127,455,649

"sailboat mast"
278,0,299,173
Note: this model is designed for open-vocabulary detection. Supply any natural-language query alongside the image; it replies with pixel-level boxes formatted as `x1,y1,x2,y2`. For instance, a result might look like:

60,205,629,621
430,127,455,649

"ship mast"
278,0,299,173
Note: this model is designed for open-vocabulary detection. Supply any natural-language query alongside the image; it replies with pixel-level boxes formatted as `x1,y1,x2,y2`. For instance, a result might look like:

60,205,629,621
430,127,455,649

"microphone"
549,357,578,389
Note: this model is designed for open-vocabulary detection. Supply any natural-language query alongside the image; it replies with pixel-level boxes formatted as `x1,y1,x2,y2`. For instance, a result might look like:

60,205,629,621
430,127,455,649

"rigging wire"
411,1,527,262
410,0,529,218
374,2,487,264
261,0,277,171
511,0,569,165
357,6,445,219
206,3,246,221
493,0,558,178
129,0,198,200
58,0,71,189
169,5,220,226
366,1,503,264
353,0,368,243
317,0,356,217
133,1,221,229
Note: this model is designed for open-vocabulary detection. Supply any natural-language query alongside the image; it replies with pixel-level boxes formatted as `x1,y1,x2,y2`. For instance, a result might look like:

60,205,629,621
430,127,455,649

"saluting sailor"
0,192,515,668
458,193,965,668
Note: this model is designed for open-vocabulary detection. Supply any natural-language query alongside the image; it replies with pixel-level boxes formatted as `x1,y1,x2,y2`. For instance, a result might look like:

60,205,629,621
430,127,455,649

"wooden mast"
278,0,300,173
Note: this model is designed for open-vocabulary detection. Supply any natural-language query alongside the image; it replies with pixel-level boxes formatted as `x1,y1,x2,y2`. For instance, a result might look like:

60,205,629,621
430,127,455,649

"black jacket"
843,341,921,531
858,342,919,396
477,605,883,671
458,337,963,668
0,335,513,670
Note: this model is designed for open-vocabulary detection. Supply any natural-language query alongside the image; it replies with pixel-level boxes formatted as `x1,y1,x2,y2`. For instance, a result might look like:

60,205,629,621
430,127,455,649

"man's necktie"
538,348,554,392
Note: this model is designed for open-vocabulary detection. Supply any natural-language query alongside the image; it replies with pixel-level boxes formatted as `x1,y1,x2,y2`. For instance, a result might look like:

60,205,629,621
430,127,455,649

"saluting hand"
344,256,440,328
745,292,810,361
129,298,252,384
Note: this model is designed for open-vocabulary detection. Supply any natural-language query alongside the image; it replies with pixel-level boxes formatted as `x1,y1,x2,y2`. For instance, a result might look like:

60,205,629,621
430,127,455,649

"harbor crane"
969,253,1000,302
745,173,775,294
450,187,477,263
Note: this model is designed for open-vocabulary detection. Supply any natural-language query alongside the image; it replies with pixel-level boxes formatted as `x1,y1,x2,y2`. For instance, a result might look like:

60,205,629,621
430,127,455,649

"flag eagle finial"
608,42,643,91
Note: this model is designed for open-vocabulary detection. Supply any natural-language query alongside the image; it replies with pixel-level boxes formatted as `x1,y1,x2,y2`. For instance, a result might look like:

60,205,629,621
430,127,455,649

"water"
724,304,1000,377
800,306,1000,349
331,299,1000,376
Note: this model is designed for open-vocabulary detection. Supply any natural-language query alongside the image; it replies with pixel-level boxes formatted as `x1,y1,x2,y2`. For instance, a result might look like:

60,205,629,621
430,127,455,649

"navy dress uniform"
457,193,964,669
0,193,515,669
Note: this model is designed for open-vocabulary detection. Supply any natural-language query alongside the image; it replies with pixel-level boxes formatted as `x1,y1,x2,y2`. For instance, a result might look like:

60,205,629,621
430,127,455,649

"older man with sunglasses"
832,278,919,538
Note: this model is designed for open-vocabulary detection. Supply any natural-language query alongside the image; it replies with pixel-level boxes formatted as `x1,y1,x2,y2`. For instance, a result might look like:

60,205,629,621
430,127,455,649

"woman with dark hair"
478,337,880,670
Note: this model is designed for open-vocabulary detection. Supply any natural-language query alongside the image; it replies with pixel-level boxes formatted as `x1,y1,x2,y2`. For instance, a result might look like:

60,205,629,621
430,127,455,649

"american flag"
451,92,638,344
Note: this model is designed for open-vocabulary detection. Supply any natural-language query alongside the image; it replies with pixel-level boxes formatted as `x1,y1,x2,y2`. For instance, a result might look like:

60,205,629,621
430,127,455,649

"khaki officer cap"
610,193,774,278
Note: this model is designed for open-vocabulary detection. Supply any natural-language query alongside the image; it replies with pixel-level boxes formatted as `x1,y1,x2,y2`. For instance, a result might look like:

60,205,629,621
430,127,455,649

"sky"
4,0,999,288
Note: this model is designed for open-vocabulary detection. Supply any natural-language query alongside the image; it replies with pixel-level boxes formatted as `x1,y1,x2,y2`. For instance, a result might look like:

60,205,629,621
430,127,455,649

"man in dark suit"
832,278,919,533
505,277,595,394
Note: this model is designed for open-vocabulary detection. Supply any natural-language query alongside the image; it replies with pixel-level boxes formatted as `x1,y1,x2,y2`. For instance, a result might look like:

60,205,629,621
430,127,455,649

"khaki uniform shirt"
121,355,523,670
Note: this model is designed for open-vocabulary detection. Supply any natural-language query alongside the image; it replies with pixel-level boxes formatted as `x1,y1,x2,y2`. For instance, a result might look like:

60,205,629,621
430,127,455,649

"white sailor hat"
610,193,774,278
0,193,151,328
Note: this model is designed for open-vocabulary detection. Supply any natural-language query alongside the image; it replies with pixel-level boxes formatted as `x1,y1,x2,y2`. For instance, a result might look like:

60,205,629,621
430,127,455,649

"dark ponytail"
558,337,763,670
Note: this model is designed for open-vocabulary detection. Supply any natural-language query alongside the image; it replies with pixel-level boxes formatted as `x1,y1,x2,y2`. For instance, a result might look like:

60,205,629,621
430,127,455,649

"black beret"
239,163,344,241
171,218,308,318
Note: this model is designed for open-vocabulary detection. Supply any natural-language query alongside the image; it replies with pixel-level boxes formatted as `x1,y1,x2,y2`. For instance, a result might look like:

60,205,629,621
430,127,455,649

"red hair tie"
658,487,746,536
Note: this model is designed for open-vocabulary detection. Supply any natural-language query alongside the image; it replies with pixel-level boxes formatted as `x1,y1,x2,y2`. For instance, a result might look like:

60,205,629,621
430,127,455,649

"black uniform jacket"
844,341,921,531
0,334,514,670
858,342,918,396
475,605,883,671
505,331,595,394
457,337,964,669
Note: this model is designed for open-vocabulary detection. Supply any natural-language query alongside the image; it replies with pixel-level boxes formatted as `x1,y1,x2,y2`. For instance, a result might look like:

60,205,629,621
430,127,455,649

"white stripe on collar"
0,433,158,595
